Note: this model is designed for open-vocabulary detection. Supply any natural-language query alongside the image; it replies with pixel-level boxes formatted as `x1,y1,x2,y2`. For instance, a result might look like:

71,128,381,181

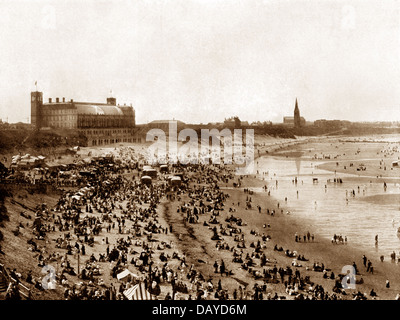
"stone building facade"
31,91,140,146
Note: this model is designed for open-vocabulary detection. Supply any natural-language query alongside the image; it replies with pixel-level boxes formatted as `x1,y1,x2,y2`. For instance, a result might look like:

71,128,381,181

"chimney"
49,98,52,103
62,97,65,102
56,97,59,103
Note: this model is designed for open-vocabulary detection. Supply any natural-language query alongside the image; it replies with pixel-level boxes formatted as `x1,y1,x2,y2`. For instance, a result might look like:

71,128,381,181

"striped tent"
0,264,10,292
123,282,152,300
0,273,8,292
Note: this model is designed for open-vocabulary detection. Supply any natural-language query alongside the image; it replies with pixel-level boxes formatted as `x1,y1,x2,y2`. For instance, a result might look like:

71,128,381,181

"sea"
252,135,400,259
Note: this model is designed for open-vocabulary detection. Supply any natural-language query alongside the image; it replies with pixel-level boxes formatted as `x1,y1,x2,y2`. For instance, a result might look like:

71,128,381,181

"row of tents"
141,175,182,187
70,186,95,202
10,154,46,170
140,165,183,186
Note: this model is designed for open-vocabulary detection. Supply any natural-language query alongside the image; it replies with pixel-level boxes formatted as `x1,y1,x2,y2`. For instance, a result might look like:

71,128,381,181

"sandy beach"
1,135,400,300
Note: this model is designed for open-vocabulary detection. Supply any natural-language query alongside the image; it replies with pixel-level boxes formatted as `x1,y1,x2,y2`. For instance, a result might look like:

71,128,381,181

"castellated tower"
31,91,43,128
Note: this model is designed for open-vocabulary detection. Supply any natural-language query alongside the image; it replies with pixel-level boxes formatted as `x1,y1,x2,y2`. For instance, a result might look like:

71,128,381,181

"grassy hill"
0,186,63,299
0,129,87,155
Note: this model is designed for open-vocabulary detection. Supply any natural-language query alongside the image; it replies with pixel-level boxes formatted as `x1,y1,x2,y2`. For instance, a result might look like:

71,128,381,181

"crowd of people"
1,145,399,300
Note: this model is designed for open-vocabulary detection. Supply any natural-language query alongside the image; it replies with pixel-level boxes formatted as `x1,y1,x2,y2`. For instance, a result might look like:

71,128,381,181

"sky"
0,0,399,124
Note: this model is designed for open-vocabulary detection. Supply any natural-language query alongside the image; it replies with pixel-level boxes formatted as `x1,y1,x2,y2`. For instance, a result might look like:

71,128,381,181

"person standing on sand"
214,261,218,273
362,255,367,267
220,260,226,276
391,251,396,261
366,260,372,272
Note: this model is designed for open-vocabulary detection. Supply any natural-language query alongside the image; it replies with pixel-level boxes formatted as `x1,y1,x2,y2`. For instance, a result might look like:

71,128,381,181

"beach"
1,134,400,300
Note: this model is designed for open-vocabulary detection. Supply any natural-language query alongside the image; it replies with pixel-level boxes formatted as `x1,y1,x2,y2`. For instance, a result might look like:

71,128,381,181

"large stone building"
31,91,140,146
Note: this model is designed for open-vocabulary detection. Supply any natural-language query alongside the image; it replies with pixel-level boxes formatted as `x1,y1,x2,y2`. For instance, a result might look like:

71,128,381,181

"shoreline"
216,176,400,299
2,135,400,300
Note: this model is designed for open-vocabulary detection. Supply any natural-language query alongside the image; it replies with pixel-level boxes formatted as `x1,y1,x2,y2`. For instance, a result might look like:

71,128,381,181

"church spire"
294,98,300,128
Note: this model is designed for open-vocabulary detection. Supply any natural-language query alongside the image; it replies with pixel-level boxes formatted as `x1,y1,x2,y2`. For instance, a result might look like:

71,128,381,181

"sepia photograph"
0,0,400,310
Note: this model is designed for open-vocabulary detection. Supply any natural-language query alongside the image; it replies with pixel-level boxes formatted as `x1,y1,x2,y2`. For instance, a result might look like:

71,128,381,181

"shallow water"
253,155,400,258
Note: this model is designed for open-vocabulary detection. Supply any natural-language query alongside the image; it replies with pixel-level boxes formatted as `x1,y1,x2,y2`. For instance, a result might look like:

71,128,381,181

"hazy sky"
0,0,400,124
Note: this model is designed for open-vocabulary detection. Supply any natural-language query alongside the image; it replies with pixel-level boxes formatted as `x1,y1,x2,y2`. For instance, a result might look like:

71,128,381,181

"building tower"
106,96,117,106
294,98,301,128
31,91,43,128
107,90,116,106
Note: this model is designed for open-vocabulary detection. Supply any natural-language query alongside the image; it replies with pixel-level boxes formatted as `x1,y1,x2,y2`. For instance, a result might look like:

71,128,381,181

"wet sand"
165,135,400,299
170,172,400,299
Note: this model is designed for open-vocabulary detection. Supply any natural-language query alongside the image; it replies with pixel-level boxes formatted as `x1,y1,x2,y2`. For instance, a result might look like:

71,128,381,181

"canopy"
117,269,137,281
123,282,152,300
170,176,182,186
143,168,157,178
141,176,152,180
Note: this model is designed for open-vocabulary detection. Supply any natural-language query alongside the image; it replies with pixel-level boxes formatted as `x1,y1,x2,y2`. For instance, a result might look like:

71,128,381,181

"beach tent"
174,172,184,180
143,168,157,178
160,165,168,173
141,176,152,185
123,282,152,300
171,176,182,187
117,269,138,282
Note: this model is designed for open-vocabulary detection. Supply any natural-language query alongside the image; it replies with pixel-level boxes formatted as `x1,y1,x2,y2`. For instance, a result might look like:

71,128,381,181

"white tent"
141,176,152,185
123,282,152,300
116,269,137,281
